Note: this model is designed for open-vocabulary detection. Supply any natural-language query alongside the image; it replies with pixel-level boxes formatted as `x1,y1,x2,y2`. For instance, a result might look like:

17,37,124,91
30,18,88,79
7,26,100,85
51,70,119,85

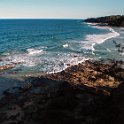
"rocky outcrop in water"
0,62,21,72
85,15,124,27
47,60,124,90
0,64,15,71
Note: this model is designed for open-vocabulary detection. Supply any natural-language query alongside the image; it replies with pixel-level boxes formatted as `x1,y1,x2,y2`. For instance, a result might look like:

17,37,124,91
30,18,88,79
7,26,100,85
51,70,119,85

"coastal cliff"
84,15,124,27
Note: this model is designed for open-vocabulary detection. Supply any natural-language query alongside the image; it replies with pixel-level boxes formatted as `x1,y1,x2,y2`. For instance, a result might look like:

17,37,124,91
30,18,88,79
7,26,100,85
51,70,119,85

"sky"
0,0,123,19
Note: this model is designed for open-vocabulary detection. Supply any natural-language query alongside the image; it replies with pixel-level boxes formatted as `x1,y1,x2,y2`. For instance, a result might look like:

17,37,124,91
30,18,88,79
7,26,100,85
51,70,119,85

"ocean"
0,19,123,78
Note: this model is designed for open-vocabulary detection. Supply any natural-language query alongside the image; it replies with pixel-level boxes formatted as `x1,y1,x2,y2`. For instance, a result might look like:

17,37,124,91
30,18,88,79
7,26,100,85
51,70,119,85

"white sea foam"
63,43,69,48
12,54,41,67
86,22,99,26
0,48,45,68
0,48,90,75
45,54,90,74
27,48,44,55
120,53,124,55
1,54,37,67
86,28,119,44
82,24,120,53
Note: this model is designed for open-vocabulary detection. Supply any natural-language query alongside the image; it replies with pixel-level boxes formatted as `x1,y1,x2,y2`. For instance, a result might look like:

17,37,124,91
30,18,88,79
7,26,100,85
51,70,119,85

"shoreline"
0,23,123,95
0,59,124,124
0,21,123,76
0,59,124,98
89,23,124,60
0,59,124,96
86,22,120,42
81,21,122,59
0,23,121,73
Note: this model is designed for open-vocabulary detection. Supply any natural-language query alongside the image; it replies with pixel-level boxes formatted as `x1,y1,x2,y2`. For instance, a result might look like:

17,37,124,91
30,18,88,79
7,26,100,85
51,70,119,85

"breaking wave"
63,43,69,48
82,24,120,53
27,48,44,56
0,48,45,67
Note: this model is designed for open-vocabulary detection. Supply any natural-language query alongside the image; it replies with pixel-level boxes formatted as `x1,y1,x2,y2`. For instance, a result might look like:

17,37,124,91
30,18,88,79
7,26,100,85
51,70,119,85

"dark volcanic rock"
0,60,124,124
47,60,123,91
0,64,15,71
85,15,124,27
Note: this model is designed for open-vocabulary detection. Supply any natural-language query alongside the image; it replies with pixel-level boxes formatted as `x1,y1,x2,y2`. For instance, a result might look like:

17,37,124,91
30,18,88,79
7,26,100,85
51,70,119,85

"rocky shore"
0,64,15,72
0,60,124,124
0,62,21,72
84,15,124,27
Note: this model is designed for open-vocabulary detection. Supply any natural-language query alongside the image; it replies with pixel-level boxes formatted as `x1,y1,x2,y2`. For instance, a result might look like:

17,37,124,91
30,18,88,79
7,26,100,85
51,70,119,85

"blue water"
0,19,120,75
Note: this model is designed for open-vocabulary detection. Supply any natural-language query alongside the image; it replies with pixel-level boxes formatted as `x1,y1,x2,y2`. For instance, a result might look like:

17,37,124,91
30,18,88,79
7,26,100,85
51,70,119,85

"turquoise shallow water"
0,19,123,76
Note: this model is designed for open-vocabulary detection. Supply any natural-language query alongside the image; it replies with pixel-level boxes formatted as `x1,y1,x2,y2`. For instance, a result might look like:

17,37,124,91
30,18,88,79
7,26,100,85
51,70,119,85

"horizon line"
0,17,84,20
